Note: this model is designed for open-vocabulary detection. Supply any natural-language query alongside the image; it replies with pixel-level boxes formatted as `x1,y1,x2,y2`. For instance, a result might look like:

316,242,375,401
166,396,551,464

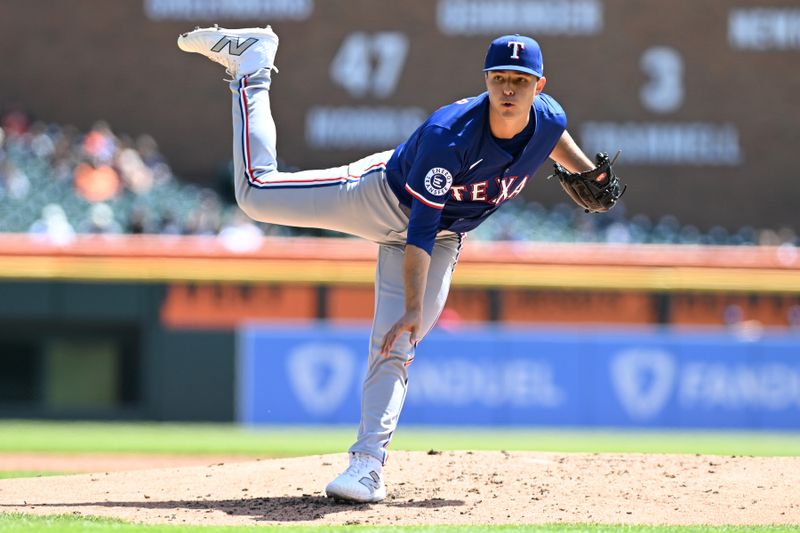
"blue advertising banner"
237,324,800,428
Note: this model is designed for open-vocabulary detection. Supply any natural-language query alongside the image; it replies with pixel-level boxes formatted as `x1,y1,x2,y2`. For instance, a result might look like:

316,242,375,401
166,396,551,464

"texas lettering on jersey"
450,175,529,204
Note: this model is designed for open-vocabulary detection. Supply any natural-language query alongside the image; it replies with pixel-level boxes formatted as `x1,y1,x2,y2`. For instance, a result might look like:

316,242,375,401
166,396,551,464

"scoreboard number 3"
639,46,684,114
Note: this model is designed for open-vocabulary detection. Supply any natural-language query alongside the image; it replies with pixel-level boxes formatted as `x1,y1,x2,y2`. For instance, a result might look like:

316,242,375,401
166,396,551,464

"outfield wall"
2,234,799,422
239,324,800,429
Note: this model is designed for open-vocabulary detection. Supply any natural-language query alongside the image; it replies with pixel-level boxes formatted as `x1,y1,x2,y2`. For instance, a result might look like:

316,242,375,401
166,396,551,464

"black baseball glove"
550,151,626,213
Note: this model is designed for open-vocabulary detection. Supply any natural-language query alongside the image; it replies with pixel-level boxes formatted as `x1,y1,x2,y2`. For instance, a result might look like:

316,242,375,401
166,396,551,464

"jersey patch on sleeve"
424,167,453,196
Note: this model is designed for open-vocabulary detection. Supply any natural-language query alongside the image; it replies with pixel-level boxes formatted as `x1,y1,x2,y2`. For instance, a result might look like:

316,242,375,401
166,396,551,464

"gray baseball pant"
230,68,461,464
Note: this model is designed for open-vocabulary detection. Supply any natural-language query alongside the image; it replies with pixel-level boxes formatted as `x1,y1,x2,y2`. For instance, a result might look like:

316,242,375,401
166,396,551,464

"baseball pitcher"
177,25,625,503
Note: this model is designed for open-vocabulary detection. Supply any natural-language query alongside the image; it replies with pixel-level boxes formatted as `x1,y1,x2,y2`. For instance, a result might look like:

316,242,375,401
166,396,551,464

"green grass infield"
0,514,798,533
0,421,798,457
0,472,63,480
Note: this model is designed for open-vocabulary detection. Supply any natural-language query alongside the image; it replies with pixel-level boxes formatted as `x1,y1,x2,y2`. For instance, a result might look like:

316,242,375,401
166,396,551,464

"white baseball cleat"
325,452,386,503
177,25,279,78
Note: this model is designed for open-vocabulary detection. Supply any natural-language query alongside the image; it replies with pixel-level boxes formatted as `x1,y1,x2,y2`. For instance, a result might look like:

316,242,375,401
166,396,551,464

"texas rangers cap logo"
507,40,526,59
424,167,453,196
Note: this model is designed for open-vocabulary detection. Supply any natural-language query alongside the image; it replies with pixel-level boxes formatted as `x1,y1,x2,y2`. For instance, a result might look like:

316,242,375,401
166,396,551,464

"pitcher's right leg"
180,25,406,240
230,68,353,227
231,70,411,242
180,25,360,232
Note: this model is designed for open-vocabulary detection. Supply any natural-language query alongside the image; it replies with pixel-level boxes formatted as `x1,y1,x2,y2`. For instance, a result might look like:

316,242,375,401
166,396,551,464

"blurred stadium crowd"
1,111,797,247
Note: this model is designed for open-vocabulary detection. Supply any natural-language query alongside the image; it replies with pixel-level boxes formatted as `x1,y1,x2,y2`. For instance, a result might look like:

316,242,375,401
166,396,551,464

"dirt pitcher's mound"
0,451,798,526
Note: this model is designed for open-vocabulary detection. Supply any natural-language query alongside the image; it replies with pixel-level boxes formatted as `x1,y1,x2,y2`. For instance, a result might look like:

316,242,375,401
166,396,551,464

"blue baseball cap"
483,35,544,78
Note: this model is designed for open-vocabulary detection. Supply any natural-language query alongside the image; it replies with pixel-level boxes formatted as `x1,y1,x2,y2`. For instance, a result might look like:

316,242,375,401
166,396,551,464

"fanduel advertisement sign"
237,325,800,428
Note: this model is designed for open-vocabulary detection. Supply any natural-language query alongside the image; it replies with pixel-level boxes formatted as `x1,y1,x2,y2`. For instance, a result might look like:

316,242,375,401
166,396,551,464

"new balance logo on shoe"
359,471,381,490
211,36,258,56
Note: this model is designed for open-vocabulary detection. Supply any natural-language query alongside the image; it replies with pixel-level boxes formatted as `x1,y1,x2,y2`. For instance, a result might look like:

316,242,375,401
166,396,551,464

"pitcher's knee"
370,341,414,368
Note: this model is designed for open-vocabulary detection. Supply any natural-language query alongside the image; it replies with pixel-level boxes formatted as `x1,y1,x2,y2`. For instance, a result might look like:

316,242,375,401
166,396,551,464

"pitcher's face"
485,70,545,121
